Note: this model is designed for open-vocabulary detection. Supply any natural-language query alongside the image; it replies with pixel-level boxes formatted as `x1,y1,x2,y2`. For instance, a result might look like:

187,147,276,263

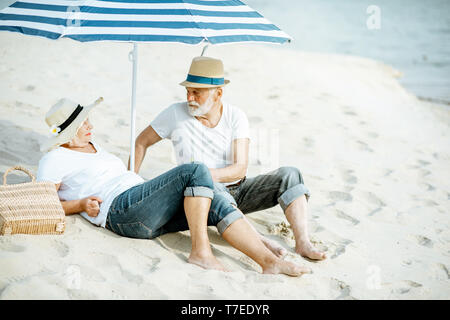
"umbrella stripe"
0,20,287,37
99,0,244,6
0,25,61,39
17,0,252,10
0,14,280,31
0,25,288,44
11,2,260,16
1,7,272,24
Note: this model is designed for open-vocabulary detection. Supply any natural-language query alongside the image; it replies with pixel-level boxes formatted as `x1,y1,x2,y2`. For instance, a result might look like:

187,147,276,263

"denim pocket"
116,221,153,239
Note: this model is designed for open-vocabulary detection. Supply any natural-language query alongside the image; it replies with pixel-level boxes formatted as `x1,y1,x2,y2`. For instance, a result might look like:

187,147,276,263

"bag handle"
3,166,36,185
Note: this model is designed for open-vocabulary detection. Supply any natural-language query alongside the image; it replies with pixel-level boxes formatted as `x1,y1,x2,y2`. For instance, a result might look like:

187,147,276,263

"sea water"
245,0,450,104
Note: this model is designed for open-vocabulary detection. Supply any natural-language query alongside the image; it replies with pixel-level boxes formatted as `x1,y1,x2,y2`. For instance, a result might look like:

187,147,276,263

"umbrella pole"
129,42,138,172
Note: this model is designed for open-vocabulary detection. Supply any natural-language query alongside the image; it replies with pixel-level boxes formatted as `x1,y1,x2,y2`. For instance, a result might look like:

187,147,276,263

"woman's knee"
209,194,243,234
188,162,214,189
181,162,214,199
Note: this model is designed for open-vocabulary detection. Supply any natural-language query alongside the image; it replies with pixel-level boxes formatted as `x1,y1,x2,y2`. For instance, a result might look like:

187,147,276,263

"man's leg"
234,166,326,260
214,182,287,258
284,195,326,260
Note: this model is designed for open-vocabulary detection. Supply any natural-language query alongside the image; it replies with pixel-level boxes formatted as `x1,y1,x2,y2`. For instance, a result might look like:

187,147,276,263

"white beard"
187,91,215,117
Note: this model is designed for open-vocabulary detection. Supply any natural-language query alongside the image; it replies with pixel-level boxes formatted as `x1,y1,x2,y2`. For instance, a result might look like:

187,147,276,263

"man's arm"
129,124,162,173
210,138,249,183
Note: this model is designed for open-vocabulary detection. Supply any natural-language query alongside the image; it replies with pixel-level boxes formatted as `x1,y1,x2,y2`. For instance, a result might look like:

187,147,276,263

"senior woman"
37,97,309,276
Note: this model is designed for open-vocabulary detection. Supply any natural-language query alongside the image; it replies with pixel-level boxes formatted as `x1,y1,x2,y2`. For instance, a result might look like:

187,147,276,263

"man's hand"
81,196,103,217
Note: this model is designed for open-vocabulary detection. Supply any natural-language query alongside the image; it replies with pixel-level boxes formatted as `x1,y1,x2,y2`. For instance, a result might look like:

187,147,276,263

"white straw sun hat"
40,97,103,152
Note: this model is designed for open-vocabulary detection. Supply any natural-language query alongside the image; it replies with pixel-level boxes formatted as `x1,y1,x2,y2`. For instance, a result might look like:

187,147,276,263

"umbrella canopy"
0,0,292,44
0,0,292,171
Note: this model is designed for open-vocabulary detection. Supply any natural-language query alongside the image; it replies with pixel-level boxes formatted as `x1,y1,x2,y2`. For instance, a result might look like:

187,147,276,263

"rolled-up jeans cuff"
278,184,311,211
184,186,214,200
217,210,243,234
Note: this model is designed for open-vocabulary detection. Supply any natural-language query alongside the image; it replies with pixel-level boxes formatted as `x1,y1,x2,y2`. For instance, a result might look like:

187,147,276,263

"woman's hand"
81,196,103,217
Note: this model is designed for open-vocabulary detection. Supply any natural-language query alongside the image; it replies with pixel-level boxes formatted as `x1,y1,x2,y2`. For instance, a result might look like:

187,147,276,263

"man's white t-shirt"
36,142,144,227
151,101,250,185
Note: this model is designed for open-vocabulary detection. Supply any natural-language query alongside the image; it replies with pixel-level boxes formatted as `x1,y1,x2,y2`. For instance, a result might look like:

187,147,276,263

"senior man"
132,56,326,261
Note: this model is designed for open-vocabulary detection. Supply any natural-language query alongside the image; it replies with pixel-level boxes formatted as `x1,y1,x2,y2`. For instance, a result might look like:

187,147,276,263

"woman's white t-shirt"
36,142,144,227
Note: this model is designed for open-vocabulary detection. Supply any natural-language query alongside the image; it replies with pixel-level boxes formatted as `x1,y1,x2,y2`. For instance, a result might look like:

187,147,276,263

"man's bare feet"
262,258,311,277
260,236,288,259
296,241,327,260
188,252,227,271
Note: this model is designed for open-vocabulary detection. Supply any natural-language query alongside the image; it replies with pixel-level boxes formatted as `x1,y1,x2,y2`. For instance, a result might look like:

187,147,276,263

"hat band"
186,74,225,85
58,105,84,133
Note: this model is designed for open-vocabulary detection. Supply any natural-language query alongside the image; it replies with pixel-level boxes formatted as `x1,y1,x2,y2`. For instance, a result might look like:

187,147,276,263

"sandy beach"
0,31,449,300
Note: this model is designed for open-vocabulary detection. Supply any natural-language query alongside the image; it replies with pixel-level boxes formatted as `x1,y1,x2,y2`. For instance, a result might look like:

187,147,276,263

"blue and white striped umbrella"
0,0,292,169
0,0,292,44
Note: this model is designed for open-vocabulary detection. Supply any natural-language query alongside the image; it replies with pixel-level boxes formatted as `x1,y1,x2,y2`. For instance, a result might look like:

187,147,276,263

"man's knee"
276,166,304,186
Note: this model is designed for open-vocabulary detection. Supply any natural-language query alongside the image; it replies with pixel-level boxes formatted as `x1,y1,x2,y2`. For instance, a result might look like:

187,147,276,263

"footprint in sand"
330,278,356,300
356,140,374,153
303,137,315,148
409,235,434,248
78,265,106,283
0,241,26,253
340,105,357,117
51,240,69,258
388,280,423,295
328,191,353,202
131,247,161,273
340,169,358,185
362,192,386,216
335,210,360,225
434,263,450,280
89,252,143,285
330,239,353,259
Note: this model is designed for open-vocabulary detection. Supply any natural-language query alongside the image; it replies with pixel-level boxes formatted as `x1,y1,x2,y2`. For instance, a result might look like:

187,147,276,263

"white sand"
0,32,449,300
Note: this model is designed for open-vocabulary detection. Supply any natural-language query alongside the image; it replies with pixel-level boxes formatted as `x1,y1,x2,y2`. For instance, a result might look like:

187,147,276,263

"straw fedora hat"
40,97,103,152
180,56,230,88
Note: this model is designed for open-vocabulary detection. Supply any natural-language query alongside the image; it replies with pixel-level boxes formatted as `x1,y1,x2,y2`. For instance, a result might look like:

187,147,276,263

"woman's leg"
183,196,225,271
108,163,223,270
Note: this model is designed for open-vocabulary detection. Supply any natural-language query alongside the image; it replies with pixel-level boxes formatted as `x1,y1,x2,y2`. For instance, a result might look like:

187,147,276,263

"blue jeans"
215,166,311,214
105,163,243,239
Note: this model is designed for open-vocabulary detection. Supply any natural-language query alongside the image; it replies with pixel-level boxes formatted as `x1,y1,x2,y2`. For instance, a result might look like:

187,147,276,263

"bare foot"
188,252,227,271
260,236,288,259
296,242,327,260
262,258,311,277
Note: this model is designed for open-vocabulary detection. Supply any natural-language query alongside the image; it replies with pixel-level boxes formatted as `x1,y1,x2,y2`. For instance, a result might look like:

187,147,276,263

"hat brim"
179,79,230,88
40,97,103,153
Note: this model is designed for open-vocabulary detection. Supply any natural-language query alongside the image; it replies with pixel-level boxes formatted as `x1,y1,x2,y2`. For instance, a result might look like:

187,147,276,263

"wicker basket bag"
0,166,65,235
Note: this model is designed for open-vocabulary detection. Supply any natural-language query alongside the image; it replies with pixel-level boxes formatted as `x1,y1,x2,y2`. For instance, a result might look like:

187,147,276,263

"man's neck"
195,101,223,128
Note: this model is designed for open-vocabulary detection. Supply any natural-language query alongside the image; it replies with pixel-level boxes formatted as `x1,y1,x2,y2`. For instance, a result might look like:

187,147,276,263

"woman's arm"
55,183,103,217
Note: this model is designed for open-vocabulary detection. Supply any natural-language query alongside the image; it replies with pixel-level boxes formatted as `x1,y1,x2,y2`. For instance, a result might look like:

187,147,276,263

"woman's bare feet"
262,258,311,277
188,251,227,271
296,241,327,260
